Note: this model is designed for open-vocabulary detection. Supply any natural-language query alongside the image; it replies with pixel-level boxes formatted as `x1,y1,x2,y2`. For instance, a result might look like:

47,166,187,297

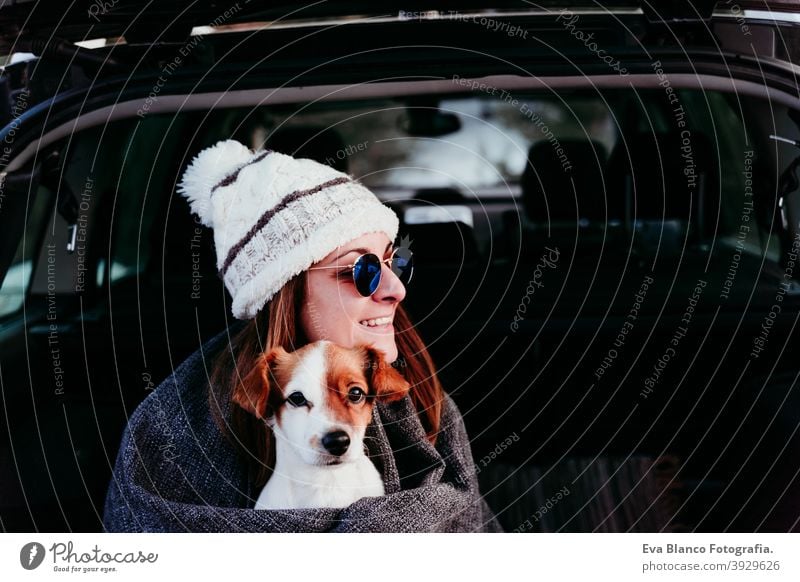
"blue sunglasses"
308,247,414,297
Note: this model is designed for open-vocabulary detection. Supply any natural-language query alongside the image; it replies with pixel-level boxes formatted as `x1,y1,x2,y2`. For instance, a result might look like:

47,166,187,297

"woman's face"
301,232,406,363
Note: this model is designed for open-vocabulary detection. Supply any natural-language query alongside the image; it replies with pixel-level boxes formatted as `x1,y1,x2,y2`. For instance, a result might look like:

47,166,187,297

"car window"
256,95,616,195
225,89,780,265
0,186,52,318
119,88,776,270
678,89,779,263
106,116,190,285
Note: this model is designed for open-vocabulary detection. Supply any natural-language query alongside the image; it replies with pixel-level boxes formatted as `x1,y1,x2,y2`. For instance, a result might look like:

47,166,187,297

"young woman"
103,140,501,532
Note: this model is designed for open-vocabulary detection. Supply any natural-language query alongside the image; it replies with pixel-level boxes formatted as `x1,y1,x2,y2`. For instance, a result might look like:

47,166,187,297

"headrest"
521,140,607,223
266,126,348,172
607,132,716,222
402,221,478,264
413,187,466,205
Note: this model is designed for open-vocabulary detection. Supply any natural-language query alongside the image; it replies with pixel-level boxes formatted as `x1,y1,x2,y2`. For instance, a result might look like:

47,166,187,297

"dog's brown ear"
232,346,286,419
363,346,411,403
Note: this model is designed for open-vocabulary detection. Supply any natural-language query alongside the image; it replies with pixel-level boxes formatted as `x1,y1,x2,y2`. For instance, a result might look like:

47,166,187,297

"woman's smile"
357,314,394,330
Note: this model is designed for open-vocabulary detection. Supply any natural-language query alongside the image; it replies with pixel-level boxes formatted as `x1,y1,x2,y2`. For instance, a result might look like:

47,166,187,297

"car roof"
0,0,752,54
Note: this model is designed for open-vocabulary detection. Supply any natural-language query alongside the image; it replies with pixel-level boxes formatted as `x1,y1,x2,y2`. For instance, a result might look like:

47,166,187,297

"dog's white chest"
255,457,385,510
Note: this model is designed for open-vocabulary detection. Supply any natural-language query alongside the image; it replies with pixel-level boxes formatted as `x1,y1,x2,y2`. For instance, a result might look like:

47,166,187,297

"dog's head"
232,340,410,466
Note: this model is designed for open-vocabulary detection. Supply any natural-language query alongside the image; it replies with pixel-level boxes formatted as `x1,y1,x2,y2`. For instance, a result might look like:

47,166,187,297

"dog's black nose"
321,431,350,456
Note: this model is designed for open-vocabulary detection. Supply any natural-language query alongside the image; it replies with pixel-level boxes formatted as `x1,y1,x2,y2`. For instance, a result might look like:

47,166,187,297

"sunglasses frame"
307,247,414,297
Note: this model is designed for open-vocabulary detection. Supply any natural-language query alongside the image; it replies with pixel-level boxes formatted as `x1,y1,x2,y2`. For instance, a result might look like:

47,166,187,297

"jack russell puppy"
233,340,411,510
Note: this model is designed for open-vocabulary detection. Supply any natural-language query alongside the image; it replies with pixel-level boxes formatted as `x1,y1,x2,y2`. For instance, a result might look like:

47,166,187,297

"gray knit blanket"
103,328,502,532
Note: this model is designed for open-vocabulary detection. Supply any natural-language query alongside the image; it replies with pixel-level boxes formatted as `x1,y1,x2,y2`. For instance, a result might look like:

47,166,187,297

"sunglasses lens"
353,254,382,296
391,249,414,285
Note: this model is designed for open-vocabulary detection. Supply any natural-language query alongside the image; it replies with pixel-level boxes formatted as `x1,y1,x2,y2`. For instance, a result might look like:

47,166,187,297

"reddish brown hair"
209,271,443,487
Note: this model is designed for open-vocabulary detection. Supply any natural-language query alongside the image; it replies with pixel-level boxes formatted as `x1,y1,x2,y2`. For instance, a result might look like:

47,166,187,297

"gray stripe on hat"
211,149,273,194
220,176,351,276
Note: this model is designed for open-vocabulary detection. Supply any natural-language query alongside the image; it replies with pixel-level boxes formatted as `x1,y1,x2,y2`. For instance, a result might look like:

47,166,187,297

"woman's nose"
372,262,406,303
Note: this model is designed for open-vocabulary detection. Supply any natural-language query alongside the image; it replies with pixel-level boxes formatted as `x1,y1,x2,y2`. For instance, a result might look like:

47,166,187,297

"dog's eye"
286,392,307,407
347,387,366,404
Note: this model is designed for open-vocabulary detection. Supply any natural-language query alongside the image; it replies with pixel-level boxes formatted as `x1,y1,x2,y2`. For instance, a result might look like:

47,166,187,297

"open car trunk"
2,1,800,532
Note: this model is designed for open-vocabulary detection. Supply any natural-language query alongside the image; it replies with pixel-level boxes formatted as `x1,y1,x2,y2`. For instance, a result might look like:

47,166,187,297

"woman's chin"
384,346,399,363
349,319,397,360
353,326,397,361
371,340,398,363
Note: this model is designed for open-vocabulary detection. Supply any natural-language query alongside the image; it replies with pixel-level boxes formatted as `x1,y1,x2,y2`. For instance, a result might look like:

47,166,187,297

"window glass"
0,187,52,318
259,95,616,194
678,90,774,261
109,115,189,283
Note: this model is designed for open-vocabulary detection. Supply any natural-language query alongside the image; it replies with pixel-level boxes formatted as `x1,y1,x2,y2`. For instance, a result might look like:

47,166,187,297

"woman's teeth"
359,316,392,327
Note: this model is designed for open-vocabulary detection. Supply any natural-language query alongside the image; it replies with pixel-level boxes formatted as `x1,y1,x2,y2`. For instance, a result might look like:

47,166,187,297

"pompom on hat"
178,140,399,320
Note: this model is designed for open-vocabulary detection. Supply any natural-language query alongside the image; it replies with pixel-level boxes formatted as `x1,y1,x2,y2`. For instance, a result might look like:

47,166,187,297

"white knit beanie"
178,139,399,320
